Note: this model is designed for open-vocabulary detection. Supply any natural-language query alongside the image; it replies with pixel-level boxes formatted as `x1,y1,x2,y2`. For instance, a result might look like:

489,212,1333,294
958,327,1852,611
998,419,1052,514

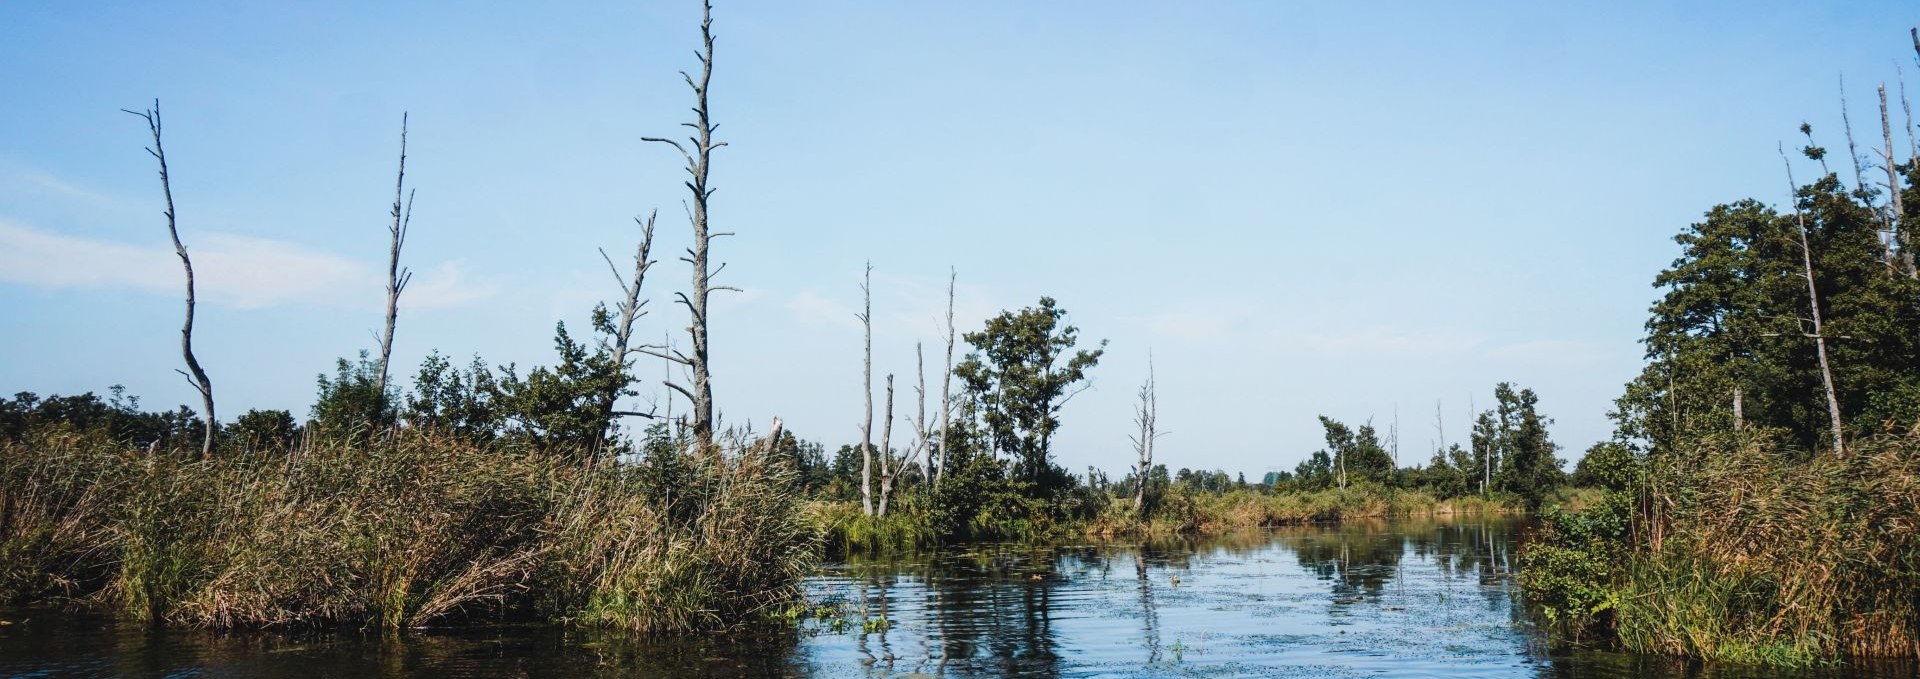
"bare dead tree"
125,101,215,458
592,211,659,454
878,373,898,517
1432,399,1444,456
1781,143,1848,455
1842,75,1870,195
858,263,875,516
641,0,730,450
1129,354,1161,514
1879,85,1910,273
909,342,930,481
1902,65,1918,164
376,113,415,395
935,267,956,486
1390,404,1400,469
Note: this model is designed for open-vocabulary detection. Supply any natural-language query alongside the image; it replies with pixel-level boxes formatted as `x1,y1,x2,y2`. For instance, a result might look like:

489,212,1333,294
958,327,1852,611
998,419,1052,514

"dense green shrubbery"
1518,490,1633,643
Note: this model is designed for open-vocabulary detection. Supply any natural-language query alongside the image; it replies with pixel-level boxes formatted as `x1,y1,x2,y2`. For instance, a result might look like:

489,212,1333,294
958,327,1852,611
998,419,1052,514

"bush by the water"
0,426,816,633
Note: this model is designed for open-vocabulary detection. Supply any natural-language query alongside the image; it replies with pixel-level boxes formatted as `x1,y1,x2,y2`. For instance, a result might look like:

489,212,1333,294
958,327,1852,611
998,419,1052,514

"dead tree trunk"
1733,385,1745,431
593,211,658,455
858,263,875,516
1129,355,1158,515
878,374,897,517
1881,83,1918,278
1880,85,1910,273
376,112,414,397
1782,145,1848,455
642,0,728,450
126,101,215,458
1843,76,1870,195
935,268,956,486
911,342,929,481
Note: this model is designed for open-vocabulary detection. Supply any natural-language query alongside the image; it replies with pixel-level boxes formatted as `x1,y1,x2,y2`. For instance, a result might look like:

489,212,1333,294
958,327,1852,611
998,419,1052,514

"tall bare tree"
641,0,730,450
1881,84,1915,277
376,113,415,395
857,263,875,516
125,101,215,457
1129,354,1160,514
1781,144,1848,455
935,268,956,485
593,211,659,455
1842,76,1870,195
909,342,930,481
877,374,898,517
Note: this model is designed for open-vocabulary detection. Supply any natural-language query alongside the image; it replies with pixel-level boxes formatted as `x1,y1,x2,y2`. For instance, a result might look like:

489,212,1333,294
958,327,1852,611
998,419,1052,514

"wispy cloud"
0,219,494,311
0,159,118,205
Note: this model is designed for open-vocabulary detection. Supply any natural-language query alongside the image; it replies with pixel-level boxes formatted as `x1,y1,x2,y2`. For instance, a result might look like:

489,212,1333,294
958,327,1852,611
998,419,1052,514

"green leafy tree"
311,351,398,443
1571,441,1638,492
954,297,1105,492
405,350,502,441
1488,383,1562,506
1313,416,1396,488
1616,155,1920,455
492,322,626,456
1293,449,1333,491
226,409,297,453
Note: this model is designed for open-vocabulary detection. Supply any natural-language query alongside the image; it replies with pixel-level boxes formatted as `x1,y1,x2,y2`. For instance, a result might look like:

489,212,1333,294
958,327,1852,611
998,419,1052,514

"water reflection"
6,516,1917,677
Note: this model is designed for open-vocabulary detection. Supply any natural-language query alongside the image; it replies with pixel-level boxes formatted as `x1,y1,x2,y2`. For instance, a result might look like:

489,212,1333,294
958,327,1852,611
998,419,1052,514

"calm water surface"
3,516,1912,677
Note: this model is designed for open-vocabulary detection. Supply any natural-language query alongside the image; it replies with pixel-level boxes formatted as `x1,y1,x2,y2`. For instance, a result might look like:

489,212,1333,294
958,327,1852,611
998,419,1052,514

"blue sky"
4,1,1916,478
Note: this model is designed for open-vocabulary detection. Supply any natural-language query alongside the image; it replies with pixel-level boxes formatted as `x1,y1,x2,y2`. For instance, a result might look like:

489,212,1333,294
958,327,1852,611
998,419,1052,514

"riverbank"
816,485,1531,553
0,429,817,633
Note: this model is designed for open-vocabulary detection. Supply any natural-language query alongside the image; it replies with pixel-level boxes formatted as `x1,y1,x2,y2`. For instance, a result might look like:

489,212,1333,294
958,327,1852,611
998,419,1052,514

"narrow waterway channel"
2,516,1911,677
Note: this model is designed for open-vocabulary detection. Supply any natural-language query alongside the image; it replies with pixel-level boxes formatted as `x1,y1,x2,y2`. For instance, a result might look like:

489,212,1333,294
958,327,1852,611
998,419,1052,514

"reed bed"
1616,431,1920,662
0,428,816,633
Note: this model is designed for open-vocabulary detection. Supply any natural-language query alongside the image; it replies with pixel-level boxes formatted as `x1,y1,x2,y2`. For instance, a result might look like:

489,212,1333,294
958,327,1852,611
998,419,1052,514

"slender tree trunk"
642,0,725,450
593,212,657,455
1881,85,1910,274
878,374,896,517
127,101,215,458
936,268,956,486
1782,145,1848,455
1131,355,1157,514
376,113,414,396
913,342,928,481
1843,76,1869,193
1732,385,1744,431
859,263,874,516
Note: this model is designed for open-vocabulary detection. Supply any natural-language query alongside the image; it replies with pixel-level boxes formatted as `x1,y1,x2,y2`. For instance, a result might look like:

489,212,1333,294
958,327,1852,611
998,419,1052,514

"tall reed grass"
0,427,816,633
1618,431,1920,662
1522,428,1920,664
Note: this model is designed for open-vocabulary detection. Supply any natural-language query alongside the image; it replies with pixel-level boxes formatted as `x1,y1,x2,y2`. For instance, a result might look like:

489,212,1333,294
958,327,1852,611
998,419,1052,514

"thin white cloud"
0,159,117,204
0,219,493,311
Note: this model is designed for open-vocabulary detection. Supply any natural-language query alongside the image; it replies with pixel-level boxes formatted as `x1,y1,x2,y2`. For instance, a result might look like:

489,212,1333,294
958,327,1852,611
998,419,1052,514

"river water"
2,516,1912,677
